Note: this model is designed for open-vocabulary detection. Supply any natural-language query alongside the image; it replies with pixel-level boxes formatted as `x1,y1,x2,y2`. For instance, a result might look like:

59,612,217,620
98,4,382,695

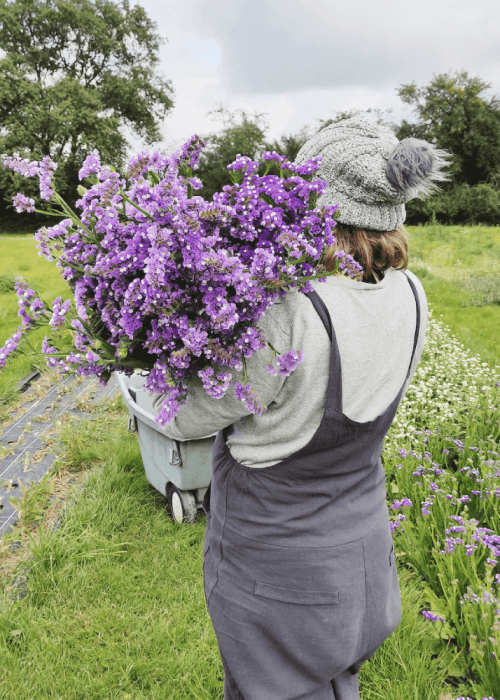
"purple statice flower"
0,327,25,368
440,537,465,554
3,156,39,177
79,151,101,180
391,498,413,510
272,350,304,377
445,526,467,535
12,193,35,213
198,367,232,399
42,336,59,368
14,278,47,330
263,151,287,166
3,155,57,200
156,387,188,426
182,326,209,356
3,135,365,422
49,297,71,328
421,498,433,516
38,155,57,200
421,610,445,623
234,381,266,415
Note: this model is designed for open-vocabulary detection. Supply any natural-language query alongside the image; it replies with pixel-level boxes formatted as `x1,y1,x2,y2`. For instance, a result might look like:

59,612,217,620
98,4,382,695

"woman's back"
225,268,427,467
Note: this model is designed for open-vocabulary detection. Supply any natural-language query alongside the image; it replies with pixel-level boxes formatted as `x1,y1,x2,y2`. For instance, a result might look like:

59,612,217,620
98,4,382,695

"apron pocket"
254,580,340,605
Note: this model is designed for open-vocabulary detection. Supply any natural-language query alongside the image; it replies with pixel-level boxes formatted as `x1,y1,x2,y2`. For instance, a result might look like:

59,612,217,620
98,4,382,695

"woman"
154,115,451,699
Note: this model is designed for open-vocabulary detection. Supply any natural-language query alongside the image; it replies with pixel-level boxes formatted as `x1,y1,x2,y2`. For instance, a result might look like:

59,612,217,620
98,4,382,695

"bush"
406,183,500,226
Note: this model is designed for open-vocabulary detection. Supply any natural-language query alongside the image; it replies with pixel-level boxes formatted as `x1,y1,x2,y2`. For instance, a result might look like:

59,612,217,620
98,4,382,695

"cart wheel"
167,484,197,524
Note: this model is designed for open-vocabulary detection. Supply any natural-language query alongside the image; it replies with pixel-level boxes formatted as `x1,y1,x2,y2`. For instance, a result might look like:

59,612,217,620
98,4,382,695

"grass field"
1,225,500,698
0,234,71,412
406,224,500,370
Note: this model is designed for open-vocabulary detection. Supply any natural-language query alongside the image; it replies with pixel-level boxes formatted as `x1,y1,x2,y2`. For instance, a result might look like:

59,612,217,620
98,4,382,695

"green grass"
406,224,500,370
0,399,472,700
0,234,70,409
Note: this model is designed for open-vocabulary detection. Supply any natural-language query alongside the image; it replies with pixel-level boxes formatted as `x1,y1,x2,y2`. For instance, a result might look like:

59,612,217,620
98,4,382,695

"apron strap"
304,271,421,414
401,272,421,381
304,289,343,412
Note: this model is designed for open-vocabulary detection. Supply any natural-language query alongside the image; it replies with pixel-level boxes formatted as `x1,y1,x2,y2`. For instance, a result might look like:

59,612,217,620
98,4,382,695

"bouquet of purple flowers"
1,136,363,424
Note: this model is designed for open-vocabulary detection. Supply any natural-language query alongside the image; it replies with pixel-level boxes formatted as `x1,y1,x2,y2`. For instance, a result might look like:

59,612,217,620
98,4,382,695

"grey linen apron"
202,271,420,700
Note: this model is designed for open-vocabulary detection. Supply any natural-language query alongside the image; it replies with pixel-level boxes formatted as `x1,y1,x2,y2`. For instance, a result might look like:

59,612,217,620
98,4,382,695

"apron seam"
221,516,387,550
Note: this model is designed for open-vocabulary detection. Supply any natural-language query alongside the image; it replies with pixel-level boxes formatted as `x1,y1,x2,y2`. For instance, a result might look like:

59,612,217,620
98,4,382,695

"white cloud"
132,0,500,151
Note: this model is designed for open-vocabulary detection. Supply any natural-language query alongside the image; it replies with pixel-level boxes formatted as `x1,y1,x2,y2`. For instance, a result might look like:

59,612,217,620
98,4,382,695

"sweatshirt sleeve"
150,300,292,440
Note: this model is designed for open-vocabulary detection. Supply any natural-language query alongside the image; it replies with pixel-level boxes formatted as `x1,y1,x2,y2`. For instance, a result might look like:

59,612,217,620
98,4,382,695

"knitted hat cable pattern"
294,115,452,231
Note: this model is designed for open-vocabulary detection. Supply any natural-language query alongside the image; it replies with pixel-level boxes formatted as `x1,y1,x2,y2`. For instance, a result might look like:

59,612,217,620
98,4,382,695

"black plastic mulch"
0,373,119,536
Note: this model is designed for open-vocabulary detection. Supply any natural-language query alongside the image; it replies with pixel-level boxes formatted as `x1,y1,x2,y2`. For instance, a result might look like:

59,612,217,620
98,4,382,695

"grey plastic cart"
116,372,215,524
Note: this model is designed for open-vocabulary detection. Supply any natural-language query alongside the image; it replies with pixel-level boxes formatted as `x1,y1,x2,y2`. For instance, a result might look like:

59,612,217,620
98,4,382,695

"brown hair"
321,223,409,284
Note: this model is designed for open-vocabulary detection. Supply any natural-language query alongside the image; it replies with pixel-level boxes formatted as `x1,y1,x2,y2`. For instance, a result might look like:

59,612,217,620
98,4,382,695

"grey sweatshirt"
148,268,428,468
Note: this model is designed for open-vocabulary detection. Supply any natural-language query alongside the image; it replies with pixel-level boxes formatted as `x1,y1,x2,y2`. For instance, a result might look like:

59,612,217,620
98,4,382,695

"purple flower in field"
12,193,35,213
443,448,449,454
421,610,445,623
445,526,467,534
391,498,413,510
79,151,101,180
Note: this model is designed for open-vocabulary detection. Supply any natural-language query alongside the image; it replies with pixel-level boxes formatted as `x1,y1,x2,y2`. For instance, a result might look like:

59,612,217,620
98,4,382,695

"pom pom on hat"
386,137,452,200
294,115,454,230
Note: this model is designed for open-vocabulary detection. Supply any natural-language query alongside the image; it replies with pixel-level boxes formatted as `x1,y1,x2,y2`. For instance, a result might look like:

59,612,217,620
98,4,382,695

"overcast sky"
134,0,500,154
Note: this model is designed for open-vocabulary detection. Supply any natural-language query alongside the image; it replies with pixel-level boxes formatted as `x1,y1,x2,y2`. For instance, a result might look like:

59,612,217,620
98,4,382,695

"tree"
0,0,174,225
395,70,500,188
195,106,269,201
265,125,314,164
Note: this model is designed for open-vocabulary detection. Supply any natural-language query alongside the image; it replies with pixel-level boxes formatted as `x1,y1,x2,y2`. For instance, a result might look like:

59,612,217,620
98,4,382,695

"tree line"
1,0,500,229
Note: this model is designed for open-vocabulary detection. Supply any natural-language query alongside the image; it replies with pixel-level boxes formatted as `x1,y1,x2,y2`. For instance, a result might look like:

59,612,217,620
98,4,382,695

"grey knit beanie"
295,115,452,231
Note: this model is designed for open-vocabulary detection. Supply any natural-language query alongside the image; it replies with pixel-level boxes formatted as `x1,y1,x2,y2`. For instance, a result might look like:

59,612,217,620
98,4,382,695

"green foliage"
0,0,174,217
265,124,314,163
396,70,500,188
406,182,500,225
195,106,269,200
